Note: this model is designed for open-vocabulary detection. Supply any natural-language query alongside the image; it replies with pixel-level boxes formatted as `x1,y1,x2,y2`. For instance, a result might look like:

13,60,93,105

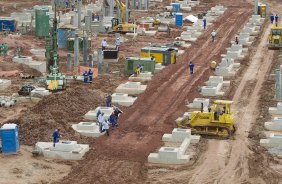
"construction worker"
275,14,279,26
189,61,194,75
270,14,274,24
113,106,123,127
98,112,105,133
151,56,155,61
3,43,8,56
203,17,207,30
115,37,121,51
211,30,216,42
65,0,69,8
235,36,239,45
83,70,88,83
138,64,143,73
106,95,112,107
0,43,2,56
101,39,107,50
109,112,117,130
135,65,141,76
52,128,62,147
88,68,93,83
101,120,111,136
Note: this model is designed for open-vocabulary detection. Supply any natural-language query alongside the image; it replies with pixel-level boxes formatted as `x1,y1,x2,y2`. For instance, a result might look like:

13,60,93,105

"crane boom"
114,0,126,23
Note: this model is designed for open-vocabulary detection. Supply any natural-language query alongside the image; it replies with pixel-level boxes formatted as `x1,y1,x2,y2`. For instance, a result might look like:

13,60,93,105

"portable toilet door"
260,5,266,18
0,124,20,154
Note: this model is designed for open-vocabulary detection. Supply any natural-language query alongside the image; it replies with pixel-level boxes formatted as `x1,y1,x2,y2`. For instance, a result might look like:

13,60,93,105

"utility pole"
254,0,258,15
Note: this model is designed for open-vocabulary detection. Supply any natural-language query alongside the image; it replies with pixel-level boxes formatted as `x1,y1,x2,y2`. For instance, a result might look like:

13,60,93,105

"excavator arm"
114,0,126,23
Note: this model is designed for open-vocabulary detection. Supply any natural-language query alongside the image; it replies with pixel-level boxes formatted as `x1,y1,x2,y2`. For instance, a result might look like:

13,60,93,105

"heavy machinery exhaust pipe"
201,102,203,112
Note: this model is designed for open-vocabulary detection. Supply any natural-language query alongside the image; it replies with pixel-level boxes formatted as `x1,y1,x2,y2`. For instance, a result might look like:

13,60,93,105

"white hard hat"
117,37,120,39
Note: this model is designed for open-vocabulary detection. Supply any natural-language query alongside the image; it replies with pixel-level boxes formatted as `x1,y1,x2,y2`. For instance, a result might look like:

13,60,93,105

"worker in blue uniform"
53,128,61,147
203,18,207,30
270,14,274,24
109,112,117,130
275,14,279,26
83,70,88,84
189,61,194,75
88,68,93,83
106,95,112,107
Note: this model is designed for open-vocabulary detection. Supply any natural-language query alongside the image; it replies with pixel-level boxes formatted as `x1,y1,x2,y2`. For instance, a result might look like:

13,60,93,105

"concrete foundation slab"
187,98,210,109
260,133,282,148
148,138,191,164
155,63,165,73
264,117,282,131
269,103,282,115
84,107,114,120
115,82,147,95
72,122,105,137
129,72,153,82
0,79,11,91
205,76,230,87
30,49,46,56
112,93,137,107
35,141,89,160
201,83,224,96
13,56,32,64
28,61,46,73
162,128,200,143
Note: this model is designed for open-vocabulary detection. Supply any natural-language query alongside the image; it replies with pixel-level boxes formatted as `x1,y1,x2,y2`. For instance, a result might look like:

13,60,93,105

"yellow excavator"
112,0,136,33
268,24,282,49
177,100,236,139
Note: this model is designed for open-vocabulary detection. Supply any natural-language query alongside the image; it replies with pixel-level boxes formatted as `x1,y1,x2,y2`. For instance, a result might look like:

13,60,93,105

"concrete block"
155,63,165,73
13,56,32,64
0,79,11,91
28,61,46,73
260,133,282,148
269,103,282,115
201,83,224,96
215,64,236,77
148,138,191,164
35,141,89,160
144,31,157,36
72,122,105,137
162,128,200,143
205,76,230,87
84,107,114,120
30,49,46,56
264,117,282,131
115,82,147,95
187,98,210,109
30,88,50,97
112,93,137,107
129,72,153,82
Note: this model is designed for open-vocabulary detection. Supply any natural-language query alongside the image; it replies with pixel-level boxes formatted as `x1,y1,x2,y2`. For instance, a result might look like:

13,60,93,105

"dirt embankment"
247,50,282,183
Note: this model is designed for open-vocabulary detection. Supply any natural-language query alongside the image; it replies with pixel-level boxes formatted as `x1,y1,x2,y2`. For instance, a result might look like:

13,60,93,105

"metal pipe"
74,33,79,67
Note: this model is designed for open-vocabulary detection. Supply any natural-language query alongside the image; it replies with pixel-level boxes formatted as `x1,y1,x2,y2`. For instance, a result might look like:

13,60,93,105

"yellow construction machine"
268,25,282,49
177,100,236,139
112,0,136,33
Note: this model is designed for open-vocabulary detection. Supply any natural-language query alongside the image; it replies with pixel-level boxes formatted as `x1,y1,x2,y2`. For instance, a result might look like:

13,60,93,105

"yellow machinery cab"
268,26,282,49
140,46,177,65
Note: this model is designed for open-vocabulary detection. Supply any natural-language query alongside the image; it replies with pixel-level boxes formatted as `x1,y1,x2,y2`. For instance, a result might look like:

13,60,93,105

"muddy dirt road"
60,4,253,184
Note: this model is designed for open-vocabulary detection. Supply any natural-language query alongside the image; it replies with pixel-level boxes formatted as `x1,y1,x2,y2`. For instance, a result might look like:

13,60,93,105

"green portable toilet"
35,7,49,37
125,57,156,75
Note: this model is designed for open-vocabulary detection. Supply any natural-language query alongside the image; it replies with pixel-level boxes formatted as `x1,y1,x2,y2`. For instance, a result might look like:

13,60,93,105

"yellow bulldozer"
177,100,236,139
268,25,282,49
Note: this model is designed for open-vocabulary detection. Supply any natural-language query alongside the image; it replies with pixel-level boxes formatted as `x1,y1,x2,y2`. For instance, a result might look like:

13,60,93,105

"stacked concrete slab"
13,56,46,73
84,106,114,120
72,122,105,137
111,93,137,107
201,76,230,96
35,141,89,160
0,79,11,91
148,128,201,164
115,82,147,95
265,117,282,131
129,72,153,82
155,63,165,73
269,102,282,115
187,98,210,109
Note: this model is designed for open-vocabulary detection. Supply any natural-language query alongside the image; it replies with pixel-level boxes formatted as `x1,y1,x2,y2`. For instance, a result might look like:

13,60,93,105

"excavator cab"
177,100,236,138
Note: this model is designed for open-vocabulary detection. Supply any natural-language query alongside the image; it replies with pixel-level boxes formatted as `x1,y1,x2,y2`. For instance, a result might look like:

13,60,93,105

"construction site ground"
1,0,282,183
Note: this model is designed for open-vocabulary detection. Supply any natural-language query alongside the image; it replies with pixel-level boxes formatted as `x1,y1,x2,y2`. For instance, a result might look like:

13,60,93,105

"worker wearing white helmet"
115,37,121,51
